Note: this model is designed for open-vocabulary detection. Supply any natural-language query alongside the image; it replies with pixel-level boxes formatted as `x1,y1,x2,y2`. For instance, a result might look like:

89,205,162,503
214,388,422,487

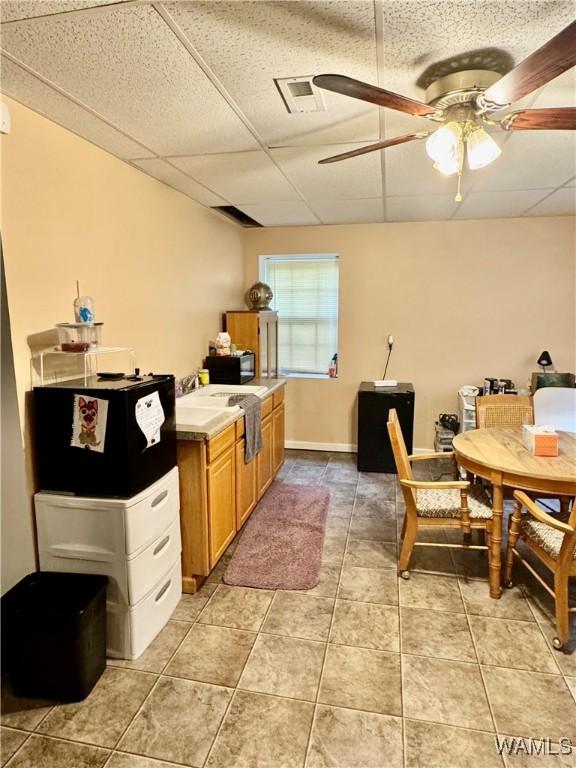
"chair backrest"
476,395,534,429
387,409,413,482
533,387,576,433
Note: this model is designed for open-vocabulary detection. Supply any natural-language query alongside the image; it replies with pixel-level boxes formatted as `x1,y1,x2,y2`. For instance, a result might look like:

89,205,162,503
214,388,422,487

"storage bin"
2,571,108,702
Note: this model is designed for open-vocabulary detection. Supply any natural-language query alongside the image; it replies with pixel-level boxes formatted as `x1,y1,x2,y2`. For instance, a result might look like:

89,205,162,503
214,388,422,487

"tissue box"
522,425,558,457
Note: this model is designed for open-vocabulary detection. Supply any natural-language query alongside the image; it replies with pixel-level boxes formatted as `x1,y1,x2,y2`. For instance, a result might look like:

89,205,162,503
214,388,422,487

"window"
260,254,339,378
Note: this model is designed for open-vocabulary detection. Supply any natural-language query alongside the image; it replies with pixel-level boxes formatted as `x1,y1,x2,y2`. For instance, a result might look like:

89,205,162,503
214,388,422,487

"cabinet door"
207,445,236,568
272,403,285,474
256,415,273,497
236,439,257,529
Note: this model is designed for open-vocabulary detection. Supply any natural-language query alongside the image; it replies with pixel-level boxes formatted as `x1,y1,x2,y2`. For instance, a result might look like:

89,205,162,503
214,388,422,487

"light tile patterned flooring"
2,450,576,768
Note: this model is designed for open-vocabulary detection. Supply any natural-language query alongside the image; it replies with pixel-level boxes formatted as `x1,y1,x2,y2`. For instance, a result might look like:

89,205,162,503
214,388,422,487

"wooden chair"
387,409,493,579
475,394,533,429
505,490,576,650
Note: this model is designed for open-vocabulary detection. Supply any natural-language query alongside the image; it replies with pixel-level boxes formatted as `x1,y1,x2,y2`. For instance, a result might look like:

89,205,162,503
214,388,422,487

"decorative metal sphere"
247,281,273,310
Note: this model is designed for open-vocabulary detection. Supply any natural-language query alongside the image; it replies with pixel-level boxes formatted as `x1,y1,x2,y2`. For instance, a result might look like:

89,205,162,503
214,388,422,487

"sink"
176,405,239,430
176,384,269,431
177,384,268,409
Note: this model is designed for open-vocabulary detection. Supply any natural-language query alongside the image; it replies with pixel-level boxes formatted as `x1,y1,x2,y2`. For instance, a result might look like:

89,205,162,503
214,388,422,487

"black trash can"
2,571,108,702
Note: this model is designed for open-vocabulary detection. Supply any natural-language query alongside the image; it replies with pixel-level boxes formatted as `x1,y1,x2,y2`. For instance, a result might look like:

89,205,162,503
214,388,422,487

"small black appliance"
203,352,255,385
357,382,415,473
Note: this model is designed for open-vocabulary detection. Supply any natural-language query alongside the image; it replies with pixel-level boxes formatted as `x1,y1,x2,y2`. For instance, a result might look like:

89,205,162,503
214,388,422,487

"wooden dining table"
452,427,576,599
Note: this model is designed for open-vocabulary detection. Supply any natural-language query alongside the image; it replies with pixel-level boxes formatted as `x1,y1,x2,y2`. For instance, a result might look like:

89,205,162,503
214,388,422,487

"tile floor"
2,450,576,768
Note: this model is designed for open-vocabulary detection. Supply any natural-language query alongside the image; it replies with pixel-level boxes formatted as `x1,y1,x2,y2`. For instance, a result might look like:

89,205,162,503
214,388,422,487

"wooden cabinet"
273,403,285,474
235,439,257,529
177,385,286,593
225,310,278,378
207,445,236,567
256,415,273,497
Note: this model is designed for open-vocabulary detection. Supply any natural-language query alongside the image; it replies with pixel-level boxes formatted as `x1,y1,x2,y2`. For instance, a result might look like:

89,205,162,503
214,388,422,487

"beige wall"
2,97,244,418
1,97,245,591
244,218,576,449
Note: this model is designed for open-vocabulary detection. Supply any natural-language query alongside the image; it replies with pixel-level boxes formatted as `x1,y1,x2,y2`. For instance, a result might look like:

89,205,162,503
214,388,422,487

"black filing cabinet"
357,382,415,473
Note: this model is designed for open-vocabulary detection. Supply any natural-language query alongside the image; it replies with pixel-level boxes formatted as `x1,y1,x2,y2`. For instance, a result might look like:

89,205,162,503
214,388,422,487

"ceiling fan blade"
313,74,440,118
318,133,429,164
480,20,576,111
502,107,576,131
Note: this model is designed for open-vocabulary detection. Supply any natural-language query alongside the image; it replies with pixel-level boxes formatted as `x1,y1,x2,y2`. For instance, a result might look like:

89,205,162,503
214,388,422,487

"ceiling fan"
312,20,576,201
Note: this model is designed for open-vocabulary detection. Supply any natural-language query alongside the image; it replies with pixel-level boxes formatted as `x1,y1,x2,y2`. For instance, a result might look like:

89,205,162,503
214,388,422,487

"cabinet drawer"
273,387,285,409
125,468,180,556
107,557,182,659
235,418,245,440
127,517,182,604
207,424,236,464
261,395,273,419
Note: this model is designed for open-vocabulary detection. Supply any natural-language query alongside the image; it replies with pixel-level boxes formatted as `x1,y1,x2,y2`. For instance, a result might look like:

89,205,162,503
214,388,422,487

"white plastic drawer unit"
34,467,182,659
127,517,181,604
107,558,182,659
35,467,180,560
125,467,180,555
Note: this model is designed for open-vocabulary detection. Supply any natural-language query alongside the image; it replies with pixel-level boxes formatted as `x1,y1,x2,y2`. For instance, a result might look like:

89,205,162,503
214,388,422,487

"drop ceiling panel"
169,151,300,205
524,188,576,217
130,158,227,207
468,131,575,193
237,201,319,227
378,0,575,104
1,4,260,156
164,0,380,147
386,194,457,222
0,0,129,23
309,198,384,225
1,56,150,158
271,144,382,199
453,189,552,220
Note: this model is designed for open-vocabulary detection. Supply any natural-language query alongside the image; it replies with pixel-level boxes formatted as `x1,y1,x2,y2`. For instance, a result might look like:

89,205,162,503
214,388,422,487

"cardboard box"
522,425,559,457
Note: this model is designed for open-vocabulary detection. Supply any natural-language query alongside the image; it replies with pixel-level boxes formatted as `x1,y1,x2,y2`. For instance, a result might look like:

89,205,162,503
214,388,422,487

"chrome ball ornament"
247,281,273,310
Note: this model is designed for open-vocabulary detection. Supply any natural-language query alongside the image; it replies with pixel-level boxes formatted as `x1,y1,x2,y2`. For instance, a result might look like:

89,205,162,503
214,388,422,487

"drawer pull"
153,535,170,556
155,579,171,602
151,489,169,508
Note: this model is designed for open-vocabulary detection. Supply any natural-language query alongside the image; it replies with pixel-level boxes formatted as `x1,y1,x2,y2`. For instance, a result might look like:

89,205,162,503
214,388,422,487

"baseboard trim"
284,441,435,455
285,440,357,453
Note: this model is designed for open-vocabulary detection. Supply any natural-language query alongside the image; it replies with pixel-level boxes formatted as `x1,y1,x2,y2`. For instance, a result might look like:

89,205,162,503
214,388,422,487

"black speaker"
357,382,415,473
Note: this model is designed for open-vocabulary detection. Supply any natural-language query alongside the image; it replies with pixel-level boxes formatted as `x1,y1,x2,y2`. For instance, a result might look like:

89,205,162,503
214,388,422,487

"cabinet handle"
155,579,171,602
151,489,169,508
153,535,170,556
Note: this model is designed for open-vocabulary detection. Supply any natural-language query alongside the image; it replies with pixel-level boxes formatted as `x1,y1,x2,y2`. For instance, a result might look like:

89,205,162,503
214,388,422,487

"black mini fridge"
357,382,415,473
34,374,176,497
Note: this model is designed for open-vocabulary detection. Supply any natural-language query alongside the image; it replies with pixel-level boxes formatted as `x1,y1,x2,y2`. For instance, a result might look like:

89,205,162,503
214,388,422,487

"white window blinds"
261,254,339,376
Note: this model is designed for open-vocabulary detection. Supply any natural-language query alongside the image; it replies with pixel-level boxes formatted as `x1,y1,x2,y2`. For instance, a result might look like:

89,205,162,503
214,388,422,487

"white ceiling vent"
275,76,326,114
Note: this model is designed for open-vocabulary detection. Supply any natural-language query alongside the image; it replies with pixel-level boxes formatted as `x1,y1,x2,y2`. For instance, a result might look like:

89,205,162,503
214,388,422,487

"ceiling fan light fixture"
433,157,459,176
425,121,462,165
466,126,502,169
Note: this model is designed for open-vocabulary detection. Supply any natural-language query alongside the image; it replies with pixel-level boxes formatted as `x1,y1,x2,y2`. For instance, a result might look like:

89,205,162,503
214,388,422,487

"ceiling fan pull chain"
455,138,465,203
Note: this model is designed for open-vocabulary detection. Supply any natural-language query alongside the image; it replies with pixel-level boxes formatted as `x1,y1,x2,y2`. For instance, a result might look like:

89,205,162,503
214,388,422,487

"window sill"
280,372,337,380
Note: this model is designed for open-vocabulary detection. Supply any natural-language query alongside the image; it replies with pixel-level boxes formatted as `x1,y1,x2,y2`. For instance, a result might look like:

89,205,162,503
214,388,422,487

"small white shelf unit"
31,346,136,387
